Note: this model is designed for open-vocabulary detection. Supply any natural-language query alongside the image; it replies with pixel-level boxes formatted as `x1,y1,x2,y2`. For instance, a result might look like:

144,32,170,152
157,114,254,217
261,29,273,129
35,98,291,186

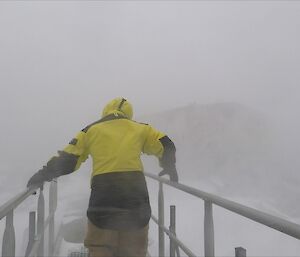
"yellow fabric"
63,131,89,171
63,98,165,177
102,97,133,119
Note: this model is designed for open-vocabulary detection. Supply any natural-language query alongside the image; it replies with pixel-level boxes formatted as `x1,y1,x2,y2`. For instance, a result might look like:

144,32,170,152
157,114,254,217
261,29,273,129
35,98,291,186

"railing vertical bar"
48,180,57,256
25,212,36,257
169,205,176,257
204,201,215,257
37,186,45,257
2,210,15,257
158,182,165,257
175,244,181,257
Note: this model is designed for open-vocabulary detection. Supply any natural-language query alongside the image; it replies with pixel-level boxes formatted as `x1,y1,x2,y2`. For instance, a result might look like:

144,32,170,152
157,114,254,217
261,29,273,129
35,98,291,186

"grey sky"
0,1,300,175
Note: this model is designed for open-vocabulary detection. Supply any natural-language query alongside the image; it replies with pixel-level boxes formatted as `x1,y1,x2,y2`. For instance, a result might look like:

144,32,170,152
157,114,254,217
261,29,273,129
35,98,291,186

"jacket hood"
102,97,133,119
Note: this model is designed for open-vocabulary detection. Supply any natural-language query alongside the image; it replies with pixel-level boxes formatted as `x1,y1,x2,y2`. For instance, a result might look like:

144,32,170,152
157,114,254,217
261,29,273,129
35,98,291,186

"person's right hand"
159,168,178,183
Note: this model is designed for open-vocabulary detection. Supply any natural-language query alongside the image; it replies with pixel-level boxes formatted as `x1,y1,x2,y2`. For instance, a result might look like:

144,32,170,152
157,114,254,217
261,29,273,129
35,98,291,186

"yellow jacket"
64,121,165,177
64,98,165,178
27,98,177,230
27,98,176,186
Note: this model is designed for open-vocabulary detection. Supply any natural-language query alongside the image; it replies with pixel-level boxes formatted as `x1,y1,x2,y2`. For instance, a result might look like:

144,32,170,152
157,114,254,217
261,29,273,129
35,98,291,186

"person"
27,97,178,257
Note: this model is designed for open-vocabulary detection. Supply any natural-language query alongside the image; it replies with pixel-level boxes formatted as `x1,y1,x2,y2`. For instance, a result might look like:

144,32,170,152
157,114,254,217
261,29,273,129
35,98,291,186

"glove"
159,168,178,183
27,170,47,188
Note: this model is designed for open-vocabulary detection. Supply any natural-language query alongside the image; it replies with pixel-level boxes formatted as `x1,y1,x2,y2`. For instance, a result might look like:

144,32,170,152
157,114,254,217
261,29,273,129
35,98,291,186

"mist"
1,1,300,256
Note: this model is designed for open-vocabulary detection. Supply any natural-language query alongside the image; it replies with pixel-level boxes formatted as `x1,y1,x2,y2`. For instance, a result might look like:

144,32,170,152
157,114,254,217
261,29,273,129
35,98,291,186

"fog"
0,1,300,256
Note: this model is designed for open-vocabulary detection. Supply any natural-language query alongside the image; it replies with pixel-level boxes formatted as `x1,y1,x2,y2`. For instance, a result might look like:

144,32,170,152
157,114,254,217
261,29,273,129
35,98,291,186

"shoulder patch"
69,138,78,146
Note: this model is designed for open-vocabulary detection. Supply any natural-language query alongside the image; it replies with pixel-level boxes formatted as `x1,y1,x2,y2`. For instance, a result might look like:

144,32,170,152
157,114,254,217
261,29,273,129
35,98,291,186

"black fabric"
27,171,46,188
39,151,79,180
87,171,151,230
159,136,176,169
82,114,127,133
46,151,79,176
158,136,178,182
27,151,79,187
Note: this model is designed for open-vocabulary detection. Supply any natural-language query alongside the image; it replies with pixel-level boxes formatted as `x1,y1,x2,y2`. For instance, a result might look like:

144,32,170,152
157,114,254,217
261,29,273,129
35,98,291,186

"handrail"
0,186,38,221
144,172,300,240
144,172,300,257
1,181,57,257
1,172,299,257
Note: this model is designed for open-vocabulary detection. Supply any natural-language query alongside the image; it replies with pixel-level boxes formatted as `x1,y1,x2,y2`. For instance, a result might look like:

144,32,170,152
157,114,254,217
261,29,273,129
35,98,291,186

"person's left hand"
27,171,45,188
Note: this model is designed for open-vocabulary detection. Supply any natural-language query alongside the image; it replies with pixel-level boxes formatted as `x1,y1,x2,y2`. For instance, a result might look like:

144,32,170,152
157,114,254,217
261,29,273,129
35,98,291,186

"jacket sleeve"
142,126,176,169
63,131,89,171
38,131,89,181
142,125,165,158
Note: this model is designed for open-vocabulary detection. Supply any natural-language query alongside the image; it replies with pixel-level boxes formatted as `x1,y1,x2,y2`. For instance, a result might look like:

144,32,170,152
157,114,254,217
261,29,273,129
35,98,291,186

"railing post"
2,210,15,257
37,186,45,257
158,182,165,257
204,201,215,257
169,205,176,257
235,247,246,257
25,212,36,257
49,180,57,256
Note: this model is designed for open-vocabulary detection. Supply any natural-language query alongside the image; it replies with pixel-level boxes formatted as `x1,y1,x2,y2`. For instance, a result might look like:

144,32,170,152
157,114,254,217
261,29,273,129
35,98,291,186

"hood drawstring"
118,98,127,111
102,97,133,120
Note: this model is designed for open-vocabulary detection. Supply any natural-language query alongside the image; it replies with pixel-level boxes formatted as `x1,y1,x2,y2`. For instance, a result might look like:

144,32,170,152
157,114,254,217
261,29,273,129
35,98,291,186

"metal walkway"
1,173,300,257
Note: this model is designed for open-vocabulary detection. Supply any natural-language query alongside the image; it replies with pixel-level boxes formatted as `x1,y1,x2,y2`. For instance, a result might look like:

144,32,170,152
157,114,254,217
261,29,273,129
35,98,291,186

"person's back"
27,97,178,257
79,117,164,176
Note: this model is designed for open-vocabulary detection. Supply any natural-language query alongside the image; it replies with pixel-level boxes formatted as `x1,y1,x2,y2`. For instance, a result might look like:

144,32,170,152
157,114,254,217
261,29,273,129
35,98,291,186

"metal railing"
1,173,300,257
0,180,57,257
144,172,300,257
